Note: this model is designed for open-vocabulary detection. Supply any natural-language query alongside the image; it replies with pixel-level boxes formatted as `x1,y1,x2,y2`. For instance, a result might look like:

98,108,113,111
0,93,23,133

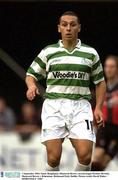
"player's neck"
62,39,78,52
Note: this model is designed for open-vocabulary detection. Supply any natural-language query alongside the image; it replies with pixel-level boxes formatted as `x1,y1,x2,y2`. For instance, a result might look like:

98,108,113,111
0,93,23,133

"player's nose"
67,24,71,31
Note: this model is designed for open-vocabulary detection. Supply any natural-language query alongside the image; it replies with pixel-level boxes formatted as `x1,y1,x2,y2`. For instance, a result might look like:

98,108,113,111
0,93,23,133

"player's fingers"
26,90,36,101
97,118,104,128
32,90,36,97
97,117,103,123
26,92,32,101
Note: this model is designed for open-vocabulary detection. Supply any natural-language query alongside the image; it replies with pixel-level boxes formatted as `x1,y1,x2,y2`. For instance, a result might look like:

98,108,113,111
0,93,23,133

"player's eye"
61,23,68,27
70,23,77,27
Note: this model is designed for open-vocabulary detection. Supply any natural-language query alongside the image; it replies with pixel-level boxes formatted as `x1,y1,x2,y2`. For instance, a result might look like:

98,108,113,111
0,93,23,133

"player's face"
58,15,81,41
104,58,118,79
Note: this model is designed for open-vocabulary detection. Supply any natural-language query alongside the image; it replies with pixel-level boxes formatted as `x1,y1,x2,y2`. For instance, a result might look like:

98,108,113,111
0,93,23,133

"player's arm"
94,80,106,127
25,75,39,101
25,49,47,101
91,51,106,127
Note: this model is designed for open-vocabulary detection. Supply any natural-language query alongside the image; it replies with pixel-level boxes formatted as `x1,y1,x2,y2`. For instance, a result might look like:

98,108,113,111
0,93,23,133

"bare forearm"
25,75,39,100
25,75,38,89
95,81,106,110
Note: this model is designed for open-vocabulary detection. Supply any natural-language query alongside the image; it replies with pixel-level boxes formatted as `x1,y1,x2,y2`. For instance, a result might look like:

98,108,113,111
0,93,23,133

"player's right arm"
25,49,47,101
25,75,39,101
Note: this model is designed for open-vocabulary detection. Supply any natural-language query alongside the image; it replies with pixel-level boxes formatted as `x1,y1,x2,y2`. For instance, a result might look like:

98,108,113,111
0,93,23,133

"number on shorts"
85,120,93,131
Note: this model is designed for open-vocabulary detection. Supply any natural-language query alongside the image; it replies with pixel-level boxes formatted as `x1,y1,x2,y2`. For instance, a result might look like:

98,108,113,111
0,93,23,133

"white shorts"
41,98,96,143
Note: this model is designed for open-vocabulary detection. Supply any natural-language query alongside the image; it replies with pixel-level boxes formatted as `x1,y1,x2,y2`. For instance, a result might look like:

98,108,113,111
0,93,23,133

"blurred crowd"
0,55,118,170
0,96,43,140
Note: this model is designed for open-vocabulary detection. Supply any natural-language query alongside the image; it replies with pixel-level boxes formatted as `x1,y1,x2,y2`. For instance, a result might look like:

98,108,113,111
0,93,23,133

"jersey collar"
58,39,81,49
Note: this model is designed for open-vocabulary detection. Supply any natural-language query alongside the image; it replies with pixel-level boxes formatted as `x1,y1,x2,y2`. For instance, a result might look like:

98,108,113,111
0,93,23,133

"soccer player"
25,11,106,171
92,55,118,170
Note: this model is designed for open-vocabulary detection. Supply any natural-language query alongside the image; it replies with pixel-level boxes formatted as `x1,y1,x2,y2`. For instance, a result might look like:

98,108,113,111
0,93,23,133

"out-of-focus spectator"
15,101,41,135
0,97,16,131
92,55,118,170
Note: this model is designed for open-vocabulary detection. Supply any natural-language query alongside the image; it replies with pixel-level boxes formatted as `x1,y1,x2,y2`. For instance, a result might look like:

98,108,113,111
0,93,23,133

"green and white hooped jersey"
27,39,104,100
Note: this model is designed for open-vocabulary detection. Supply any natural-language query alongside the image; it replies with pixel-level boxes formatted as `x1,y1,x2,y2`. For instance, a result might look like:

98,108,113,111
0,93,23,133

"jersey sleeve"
91,51,104,85
26,49,47,81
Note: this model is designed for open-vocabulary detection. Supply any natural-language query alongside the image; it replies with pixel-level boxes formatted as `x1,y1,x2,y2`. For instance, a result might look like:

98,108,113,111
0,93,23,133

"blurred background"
0,0,118,171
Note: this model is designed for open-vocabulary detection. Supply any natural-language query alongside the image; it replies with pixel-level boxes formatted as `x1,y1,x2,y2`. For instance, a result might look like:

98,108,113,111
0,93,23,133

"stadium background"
0,0,118,171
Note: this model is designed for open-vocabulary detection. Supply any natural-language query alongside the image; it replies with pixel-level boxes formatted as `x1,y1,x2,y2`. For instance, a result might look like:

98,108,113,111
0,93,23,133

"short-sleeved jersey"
27,39,104,100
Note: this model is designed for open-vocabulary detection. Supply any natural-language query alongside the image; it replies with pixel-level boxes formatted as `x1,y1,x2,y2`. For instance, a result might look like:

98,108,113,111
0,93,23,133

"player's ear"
58,25,61,33
78,24,81,33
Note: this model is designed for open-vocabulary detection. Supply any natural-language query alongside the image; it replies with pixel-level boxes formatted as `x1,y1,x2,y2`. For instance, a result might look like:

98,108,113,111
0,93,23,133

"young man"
25,11,106,171
92,55,118,170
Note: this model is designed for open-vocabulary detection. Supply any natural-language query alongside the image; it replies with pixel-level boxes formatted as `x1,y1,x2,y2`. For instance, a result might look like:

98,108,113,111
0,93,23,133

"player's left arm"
91,50,106,127
94,80,106,127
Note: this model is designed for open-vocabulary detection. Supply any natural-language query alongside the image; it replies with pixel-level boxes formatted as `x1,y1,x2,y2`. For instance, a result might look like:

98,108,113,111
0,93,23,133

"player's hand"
94,108,104,128
26,86,39,101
